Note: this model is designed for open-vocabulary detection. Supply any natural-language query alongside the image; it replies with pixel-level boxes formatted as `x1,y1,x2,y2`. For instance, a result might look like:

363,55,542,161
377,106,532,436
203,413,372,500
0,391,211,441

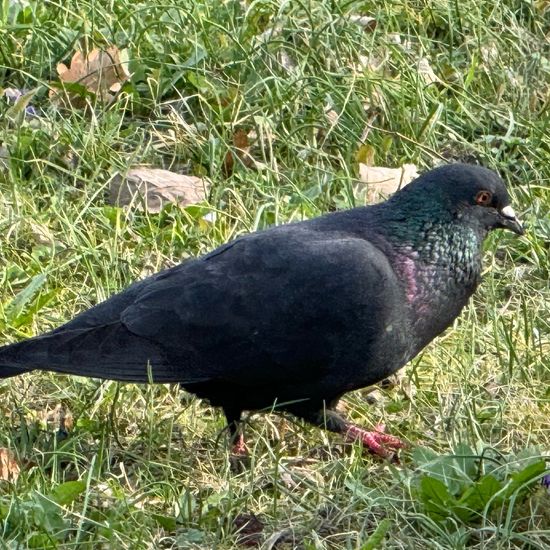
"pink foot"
231,434,249,456
345,423,405,460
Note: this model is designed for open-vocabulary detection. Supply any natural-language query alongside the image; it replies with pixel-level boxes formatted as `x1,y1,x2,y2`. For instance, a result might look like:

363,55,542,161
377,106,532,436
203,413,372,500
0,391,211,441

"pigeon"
0,164,524,458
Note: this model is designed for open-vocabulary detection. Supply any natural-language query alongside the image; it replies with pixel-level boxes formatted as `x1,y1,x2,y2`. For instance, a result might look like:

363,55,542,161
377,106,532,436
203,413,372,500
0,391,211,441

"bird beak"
499,205,524,235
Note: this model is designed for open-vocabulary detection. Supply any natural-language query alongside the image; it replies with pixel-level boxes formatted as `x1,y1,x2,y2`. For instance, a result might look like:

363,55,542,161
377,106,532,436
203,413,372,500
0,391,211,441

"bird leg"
227,421,249,456
231,432,249,456
225,414,251,472
223,407,248,456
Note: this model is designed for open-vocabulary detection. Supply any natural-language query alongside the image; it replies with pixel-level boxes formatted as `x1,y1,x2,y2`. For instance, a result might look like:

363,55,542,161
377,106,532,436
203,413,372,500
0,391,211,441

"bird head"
397,163,524,236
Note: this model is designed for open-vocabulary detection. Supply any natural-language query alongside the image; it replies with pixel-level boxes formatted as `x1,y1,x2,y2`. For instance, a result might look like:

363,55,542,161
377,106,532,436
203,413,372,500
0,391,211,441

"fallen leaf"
325,108,339,126
256,23,284,43
51,46,129,106
364,389,385,405
40,403,74,433
279,471,296,489
2,88,24,102
223,128,255,176
378,371,404,390
233,128,250,150
30,222,56,247
3,88,39,123
233,513,264,547
0,144,9,171
349,15,377,32
417,57,442,86
278,49,297,72
0,448,20,482
264,529,297,550
109,167,209,213
355,163,418,203
534,0,550,14
354,53,387,73
480,42,499,65
387,33,414,52
355,143,376,165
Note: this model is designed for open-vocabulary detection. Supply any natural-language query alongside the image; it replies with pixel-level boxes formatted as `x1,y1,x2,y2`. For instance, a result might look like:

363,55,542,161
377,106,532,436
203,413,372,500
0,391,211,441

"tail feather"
0,323,185,383
0,365,32,378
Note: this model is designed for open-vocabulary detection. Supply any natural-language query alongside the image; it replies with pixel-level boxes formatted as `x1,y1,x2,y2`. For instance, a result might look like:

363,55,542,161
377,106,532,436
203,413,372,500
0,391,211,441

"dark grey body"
0,164,523,431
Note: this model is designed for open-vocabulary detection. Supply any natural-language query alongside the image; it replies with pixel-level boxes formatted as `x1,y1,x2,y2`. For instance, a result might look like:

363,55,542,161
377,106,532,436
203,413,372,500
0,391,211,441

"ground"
0,1,549,548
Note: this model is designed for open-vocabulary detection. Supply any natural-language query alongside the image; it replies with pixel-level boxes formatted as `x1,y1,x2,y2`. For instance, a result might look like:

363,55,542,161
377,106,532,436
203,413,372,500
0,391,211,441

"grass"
0,0,549,548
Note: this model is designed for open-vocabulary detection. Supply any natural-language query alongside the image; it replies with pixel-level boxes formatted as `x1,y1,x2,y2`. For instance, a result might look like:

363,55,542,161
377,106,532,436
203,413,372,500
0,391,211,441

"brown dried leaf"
223,128,254,176
52,46,129,105
0,448,20,482
233,513,264,547
40,403,74,433
233,128,251,155
355,163,418,203
534,0,550,14
109,167,209,213
264,529,298,550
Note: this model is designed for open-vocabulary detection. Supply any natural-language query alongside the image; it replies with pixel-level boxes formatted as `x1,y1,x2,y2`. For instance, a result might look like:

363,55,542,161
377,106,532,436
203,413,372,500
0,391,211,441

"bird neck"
389,219,483,293
363,200,486,342
368,198,486,286
402,222,482,278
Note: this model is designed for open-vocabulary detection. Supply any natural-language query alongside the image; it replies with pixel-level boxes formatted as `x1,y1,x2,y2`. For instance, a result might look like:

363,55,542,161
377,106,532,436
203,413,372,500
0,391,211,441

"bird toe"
345,423,405,460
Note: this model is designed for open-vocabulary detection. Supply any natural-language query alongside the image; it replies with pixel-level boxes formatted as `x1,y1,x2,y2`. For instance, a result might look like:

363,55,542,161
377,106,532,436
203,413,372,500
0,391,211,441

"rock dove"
0,164,524,458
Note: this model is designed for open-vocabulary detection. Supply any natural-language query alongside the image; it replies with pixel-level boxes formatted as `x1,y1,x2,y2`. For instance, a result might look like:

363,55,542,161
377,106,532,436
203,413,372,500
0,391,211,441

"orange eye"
475,190,493,206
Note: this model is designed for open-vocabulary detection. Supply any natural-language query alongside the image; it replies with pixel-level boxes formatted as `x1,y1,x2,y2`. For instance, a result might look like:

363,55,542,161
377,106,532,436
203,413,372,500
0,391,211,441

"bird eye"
475,190,493,206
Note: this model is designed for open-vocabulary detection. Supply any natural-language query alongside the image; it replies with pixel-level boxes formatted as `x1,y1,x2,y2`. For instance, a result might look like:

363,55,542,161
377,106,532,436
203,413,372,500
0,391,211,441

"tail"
0,323,182,383
0,365,32,378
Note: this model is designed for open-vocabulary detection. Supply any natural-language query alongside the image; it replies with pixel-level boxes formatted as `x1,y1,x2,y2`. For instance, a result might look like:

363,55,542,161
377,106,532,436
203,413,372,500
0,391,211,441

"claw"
345,423,405,460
